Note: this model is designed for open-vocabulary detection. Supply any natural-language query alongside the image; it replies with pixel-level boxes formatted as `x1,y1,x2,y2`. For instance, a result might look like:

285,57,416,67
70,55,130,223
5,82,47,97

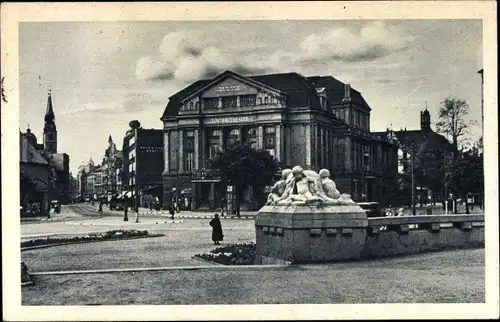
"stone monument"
255,165,368,264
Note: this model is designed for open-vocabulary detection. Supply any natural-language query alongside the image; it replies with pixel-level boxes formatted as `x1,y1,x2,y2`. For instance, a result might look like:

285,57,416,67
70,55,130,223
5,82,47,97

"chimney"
342,84,351,102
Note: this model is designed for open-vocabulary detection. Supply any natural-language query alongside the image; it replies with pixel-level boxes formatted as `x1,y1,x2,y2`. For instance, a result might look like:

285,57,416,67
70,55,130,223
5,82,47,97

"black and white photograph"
2,1,498,321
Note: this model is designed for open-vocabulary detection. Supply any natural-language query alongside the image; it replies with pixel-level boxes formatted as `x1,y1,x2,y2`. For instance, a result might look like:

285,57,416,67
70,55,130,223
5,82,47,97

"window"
203,98,219,110
264,126,276,156
240,95,257,107
264,96,269,105
184,152,194,171
183,131,195,171
246,128,258,149
222,96,237,108
258,97,262,105
189,102,194,110
208,129,221,159
226,128,240,147
340,108,345,121
357,112,361,128
195,102,200,110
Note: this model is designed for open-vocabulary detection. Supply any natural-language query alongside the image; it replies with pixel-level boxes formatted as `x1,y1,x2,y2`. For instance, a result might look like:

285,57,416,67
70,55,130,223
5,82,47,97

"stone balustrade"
254,205,484,265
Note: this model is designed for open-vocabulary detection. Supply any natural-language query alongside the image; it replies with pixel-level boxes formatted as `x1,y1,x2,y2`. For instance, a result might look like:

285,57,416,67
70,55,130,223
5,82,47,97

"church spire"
43,90,57,154
108,134,113,144
45,90,55,123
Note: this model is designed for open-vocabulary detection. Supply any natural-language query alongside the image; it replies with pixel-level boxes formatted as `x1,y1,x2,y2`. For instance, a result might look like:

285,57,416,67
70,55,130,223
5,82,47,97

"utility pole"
478,69,484,211
135,127,140,223
411,143,416,216
444,146,448,215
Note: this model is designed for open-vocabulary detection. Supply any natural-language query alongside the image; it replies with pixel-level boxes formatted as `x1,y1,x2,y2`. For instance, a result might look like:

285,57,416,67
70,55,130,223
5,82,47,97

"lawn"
22,226,255,272
22,249,485,305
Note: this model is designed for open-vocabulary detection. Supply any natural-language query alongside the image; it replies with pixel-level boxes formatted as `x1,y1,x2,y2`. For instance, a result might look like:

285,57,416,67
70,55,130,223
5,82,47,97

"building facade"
20,91,71,206
122,126,164,207
101,135,123,200
20,130,50,217
161,70,398,210
374,108,456,205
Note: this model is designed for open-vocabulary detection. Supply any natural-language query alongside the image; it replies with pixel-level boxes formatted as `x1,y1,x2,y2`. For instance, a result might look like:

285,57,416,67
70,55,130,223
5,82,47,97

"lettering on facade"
216,85,241,93
204,114,282,125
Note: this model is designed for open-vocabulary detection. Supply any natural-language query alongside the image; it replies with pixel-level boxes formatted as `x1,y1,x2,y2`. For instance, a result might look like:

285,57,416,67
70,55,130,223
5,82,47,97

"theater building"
161,70,398,210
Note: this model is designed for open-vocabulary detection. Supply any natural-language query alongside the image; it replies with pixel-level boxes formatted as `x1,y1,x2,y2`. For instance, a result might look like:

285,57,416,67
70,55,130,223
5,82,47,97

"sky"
19,20,483,174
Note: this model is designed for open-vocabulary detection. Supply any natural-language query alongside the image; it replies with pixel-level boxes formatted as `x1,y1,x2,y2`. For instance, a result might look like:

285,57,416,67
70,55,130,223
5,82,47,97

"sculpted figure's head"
292,166,305,180
281,169,292,180
319,169,331,179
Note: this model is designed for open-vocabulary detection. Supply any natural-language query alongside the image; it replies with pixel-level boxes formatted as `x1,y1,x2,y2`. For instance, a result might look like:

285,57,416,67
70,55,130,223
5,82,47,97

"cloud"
298,21,413,63
136,22,414,84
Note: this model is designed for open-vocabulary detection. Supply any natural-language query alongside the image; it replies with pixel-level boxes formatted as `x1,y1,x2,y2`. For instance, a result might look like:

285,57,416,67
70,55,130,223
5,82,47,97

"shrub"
195,242,256,265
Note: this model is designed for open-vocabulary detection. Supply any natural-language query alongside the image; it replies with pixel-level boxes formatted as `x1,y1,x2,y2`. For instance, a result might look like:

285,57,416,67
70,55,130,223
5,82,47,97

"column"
325,128,330,169
219,128,224,149
275,124,282,162
236,96,241,107
320,127,324,168
305,124,312,167
178,130,184,173
163,131,169,173
257,126,264,149
238,126,243,144
314,124,319,169
218,97,222,109
194,129,199,170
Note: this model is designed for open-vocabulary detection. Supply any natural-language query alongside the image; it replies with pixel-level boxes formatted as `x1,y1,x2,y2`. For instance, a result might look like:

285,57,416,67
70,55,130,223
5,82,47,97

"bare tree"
436,98,473,150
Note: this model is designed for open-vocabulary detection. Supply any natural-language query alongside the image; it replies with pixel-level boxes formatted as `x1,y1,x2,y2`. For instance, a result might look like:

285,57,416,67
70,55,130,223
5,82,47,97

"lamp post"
478,69,484,211
362,150,370,202
411,143,416,216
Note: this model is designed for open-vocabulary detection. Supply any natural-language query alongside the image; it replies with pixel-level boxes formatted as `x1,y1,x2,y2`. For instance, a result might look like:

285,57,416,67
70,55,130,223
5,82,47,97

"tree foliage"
445,148,483,213
208,142,280,213
436,98,473,149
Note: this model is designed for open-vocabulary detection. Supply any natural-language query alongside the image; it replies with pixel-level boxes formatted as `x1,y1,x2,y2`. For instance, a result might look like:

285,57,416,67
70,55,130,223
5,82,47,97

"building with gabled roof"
161,70,399,211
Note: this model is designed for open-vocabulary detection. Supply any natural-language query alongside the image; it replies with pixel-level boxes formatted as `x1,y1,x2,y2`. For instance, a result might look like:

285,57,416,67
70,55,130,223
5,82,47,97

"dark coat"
209,217,223,242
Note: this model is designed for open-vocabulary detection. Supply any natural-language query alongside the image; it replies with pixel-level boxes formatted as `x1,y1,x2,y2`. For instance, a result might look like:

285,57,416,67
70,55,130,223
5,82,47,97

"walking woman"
209,213,224,245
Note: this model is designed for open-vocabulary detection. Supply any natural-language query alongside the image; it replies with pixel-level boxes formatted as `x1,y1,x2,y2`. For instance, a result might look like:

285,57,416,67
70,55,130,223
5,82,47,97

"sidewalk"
74,203,257,219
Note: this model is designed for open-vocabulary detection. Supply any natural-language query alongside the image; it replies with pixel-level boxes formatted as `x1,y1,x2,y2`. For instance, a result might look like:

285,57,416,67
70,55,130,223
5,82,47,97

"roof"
20,132,49,165
160,70,371,120
392,129,455,153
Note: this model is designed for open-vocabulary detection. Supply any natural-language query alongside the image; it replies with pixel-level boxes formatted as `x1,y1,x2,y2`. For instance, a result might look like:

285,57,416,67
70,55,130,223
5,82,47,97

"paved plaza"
20,205,486,305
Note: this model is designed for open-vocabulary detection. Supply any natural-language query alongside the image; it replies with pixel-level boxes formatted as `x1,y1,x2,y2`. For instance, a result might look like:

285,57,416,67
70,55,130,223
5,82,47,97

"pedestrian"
98,201,103,215
169,204,175,220
184,196,189,210
209,213,224,245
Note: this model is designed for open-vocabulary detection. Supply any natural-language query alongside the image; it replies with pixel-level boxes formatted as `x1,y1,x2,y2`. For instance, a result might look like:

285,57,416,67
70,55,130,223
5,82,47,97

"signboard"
216,85,241,93
204,114,282,125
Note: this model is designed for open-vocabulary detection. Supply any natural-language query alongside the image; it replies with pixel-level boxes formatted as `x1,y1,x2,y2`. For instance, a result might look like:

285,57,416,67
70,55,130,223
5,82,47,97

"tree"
445,149,483,214
208,142,280,216
436,98,474,150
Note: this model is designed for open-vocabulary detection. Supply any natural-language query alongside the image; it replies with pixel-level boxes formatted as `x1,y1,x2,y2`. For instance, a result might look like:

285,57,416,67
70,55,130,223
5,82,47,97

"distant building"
122,125,164,208
20,91,71,206
20,130,50,216
77,158,95,200
161,70,398,210
101,135,123,200
374,108,456,205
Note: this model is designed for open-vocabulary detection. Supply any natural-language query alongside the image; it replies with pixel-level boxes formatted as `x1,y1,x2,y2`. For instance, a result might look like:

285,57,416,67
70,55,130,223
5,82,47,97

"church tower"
43,90,57,154
420,104,431,131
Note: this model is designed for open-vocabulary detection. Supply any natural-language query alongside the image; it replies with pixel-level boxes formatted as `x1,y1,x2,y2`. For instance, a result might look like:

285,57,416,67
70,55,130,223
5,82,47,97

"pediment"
181,71,284,102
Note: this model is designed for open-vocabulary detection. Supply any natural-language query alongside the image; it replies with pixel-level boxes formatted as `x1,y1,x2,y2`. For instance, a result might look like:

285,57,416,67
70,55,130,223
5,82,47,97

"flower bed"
195,242,256,265
21,229,160,249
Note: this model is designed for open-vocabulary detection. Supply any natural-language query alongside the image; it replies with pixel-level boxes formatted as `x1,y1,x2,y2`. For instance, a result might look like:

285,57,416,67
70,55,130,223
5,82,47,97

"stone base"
255,204,368,264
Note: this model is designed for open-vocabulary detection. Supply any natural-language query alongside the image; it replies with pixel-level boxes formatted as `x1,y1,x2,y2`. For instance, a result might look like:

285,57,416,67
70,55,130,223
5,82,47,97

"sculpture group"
267,166,355,206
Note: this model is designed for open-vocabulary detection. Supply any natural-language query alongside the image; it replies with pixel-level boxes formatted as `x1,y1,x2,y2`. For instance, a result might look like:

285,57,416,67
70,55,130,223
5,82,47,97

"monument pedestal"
255,204,368,264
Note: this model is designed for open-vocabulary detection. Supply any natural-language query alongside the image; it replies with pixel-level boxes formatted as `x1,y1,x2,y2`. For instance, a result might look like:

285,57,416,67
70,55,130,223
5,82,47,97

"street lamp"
361,150,370,202
411,143,417,216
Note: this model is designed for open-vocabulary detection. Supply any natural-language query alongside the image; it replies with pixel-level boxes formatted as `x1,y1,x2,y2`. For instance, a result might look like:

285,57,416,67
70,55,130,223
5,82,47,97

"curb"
30,264,293,276
190,256,225,266
21,234,165,252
